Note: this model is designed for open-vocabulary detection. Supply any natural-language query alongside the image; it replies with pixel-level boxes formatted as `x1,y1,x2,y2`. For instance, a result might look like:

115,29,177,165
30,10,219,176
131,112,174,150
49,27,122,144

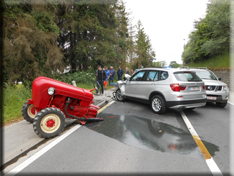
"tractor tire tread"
33,107,65,139
21,102,35,123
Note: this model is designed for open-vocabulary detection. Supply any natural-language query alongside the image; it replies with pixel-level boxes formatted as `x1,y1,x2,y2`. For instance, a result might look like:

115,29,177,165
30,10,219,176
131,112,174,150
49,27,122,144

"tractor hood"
31,76,93,109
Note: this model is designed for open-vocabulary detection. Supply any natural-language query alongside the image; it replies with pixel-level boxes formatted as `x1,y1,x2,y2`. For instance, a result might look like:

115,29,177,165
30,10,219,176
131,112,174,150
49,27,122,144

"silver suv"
189,67,229,108
115,68,207,114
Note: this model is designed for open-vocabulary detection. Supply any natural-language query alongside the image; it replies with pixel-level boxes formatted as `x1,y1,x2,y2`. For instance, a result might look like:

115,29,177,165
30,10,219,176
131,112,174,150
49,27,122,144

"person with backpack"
95,65,107,95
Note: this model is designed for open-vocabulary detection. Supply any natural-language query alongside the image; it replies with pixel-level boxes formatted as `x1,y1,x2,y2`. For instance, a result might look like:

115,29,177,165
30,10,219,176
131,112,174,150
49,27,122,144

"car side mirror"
218,77,221,81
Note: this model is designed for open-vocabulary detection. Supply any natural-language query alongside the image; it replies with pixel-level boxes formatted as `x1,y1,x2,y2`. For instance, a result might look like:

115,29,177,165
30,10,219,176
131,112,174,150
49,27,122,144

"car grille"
206,85,222,91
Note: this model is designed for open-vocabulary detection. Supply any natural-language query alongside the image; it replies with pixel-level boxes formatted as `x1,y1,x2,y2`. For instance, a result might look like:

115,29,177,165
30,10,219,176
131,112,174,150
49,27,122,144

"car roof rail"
198,67,208,70
180,66,190,69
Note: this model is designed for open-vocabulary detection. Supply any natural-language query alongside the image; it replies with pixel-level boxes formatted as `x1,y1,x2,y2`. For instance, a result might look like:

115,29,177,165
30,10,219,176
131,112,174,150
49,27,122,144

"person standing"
95,65,106,95
131,69,134,75
117,66,124,80
104,66,110,90
125,67,130,75
109,66,115,85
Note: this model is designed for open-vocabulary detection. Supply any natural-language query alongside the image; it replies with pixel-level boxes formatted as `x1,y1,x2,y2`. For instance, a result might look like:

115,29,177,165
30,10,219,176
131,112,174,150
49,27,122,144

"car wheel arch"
149,91,166,102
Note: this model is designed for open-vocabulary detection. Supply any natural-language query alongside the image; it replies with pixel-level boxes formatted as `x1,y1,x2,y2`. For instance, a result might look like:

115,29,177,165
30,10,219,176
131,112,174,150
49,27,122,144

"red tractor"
21,76,102,138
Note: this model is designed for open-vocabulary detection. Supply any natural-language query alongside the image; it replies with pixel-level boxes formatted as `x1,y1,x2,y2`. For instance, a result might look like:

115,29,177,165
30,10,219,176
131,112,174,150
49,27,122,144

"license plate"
207,96,217,100
189,87,199,91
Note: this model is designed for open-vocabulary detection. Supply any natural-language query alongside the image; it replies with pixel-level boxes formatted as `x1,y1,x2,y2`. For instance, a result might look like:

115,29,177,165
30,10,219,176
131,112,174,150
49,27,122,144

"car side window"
131,71,146,81
160,71,168,80
146,71,159,81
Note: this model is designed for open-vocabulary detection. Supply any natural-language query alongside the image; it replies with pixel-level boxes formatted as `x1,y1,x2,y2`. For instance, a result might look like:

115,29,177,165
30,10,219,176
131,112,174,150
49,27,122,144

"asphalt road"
7,99,232,175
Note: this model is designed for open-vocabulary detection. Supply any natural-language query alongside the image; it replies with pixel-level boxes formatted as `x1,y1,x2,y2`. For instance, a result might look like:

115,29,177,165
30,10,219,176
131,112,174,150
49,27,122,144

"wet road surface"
87,113,219,159
8,99,231,175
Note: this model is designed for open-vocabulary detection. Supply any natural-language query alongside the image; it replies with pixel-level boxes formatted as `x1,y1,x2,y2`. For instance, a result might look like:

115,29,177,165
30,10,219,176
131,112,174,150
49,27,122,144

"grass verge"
186,53,230,69
3,84,32,124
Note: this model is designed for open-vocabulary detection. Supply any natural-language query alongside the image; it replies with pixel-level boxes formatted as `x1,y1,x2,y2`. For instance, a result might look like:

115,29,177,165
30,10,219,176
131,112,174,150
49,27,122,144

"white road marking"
180,110,223,176
228,101,234,106
6,124,81,175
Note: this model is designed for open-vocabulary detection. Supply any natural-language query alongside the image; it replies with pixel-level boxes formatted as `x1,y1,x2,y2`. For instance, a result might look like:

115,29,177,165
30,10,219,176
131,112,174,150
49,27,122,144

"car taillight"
202,85,206,90
170,84,186,92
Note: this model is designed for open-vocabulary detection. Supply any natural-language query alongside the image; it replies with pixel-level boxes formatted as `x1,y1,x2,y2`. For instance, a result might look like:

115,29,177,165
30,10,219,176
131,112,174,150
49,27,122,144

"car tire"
33,108,65,138
116,88,125,102
151,95,167,114
216,102,227,108
21,102,36,123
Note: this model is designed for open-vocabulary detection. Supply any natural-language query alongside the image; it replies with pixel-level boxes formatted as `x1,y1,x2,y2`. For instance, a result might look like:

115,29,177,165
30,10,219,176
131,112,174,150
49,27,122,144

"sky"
124,0,210,65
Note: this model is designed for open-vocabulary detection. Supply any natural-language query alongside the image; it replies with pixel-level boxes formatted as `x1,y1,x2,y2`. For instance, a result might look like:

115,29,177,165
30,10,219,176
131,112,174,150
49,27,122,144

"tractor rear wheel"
33,108,65,138
21,102,36,123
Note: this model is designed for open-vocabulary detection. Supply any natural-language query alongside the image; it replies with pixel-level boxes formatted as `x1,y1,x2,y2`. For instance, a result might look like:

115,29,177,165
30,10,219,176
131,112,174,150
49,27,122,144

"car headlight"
48,87,55,95
222,86,228,91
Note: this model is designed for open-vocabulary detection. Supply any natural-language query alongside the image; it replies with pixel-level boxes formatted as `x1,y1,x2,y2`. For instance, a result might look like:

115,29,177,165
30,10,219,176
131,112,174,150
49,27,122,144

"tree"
114,0,129,69
56,0,119,72
182,0,230,64
169,61,180,68
135,20,155,68
3,0,64,87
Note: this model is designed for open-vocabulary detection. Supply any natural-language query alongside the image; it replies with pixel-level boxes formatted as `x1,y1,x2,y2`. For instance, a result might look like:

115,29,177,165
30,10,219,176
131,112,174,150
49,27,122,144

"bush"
54,68,97,85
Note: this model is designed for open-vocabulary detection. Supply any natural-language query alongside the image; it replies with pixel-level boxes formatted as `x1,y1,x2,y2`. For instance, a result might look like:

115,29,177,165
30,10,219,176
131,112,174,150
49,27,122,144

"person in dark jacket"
109,66,115,85
125,67,130,75
95,65,107,95
117,66,123,80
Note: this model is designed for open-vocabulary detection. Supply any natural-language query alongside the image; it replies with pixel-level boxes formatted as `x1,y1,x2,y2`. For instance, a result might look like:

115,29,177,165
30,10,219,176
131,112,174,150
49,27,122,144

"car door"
125,70,146,98
137,70,160,100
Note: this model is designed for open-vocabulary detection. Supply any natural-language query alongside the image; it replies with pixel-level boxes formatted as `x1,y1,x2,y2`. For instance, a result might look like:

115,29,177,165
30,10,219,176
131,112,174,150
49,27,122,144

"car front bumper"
166,99,207,109
206,92,229,103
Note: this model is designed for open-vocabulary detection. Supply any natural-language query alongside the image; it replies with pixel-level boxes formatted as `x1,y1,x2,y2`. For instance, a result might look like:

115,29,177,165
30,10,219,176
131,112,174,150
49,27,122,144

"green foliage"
32,10,60,34
3,1,64,88
169,61,180,68
152,61,167,67
186,52,230,69
3,84,31,123
53,68,96,85
182,0,230,64
3,0,155,88
135,20,155,68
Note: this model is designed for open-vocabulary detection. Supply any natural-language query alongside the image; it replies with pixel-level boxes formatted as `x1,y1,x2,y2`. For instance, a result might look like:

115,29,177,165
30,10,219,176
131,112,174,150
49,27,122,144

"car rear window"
195,70,217,80
174,72,202,82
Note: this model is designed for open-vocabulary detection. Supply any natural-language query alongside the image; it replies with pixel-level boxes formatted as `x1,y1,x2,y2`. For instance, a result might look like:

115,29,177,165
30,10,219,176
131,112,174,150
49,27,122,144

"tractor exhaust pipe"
65,98,103,121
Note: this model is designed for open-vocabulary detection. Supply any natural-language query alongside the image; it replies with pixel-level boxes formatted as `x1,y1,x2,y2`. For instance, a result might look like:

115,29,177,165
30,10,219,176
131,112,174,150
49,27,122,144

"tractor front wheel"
21,102,36,123
33,108,65,138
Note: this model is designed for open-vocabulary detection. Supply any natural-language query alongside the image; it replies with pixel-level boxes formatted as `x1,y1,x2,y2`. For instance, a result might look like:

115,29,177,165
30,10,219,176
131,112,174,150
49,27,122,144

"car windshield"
195,71,217,80
174,72,202,82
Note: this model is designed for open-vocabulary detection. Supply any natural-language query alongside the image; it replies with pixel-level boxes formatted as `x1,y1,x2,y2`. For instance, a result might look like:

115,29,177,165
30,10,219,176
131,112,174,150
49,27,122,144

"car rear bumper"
166,99,207,109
